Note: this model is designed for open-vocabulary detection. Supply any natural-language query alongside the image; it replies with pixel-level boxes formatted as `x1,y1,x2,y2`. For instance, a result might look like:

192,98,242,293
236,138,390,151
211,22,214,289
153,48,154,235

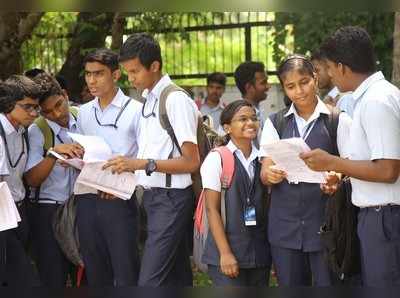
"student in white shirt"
301,26,400,287
200,100,271,286
0,79,41,286
24,72,84,286
260,54,352,286
75,48,142,286
234,61,270,147
103,33,200,286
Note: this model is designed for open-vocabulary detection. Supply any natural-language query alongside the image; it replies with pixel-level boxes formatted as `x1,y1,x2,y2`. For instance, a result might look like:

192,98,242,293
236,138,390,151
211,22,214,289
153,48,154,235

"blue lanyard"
293,119,317,140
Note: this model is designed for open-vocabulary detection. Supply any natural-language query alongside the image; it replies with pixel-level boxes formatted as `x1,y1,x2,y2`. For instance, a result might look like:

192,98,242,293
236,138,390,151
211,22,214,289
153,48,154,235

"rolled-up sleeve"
166,91,198,146
25,124,45,172
361,98,400,160
337,112,352,158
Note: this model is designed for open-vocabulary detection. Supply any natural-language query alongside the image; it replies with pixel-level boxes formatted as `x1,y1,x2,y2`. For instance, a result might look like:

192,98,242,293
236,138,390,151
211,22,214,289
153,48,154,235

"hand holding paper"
262,138,326,184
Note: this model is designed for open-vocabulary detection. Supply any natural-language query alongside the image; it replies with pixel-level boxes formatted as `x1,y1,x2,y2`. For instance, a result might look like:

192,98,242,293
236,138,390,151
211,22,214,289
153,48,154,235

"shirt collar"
45,112,77,135
327,86,339,98
352,71,385,102
226,140,259,163
0,113,24,135
93,88,126,110
142,74,172,102
284,98,330,121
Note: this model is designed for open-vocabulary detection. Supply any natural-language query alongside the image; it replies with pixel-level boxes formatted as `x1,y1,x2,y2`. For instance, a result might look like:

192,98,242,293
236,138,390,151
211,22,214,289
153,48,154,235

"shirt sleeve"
0,137,9,176
337,112,352,158
166,91,198,146
361,97,400,160
25,124,45,172
200,151,222,192
259,117,280,157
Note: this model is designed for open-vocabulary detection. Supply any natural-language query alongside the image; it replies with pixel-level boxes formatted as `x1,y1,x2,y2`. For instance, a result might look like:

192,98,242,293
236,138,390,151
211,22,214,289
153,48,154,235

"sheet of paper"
75,162,137,200
0,182,21,232
48,150,85,170
262,138,326,184
67,133,113,162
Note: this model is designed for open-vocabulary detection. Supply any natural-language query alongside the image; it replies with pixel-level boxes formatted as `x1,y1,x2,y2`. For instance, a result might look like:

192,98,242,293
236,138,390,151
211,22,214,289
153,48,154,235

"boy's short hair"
119,33,163,70
83,48,119,72
0,82,25,113
5,75,41,100
33,72,64,104
234,61,265,96
320,26,376,74
207,72,227,87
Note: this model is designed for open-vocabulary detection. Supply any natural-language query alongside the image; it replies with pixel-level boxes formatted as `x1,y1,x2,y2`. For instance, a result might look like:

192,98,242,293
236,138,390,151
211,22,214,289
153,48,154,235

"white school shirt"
347,71,400,207
26,113,79,202
259,98,352,158
76,88,142,157
0,114,28,202
136,74,198,189
201,140,259,192
0,137,9,177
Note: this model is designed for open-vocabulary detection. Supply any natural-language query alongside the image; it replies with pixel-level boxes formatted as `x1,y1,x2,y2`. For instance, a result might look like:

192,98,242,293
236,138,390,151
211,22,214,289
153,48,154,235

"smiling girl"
200,100,271,286
259,54,352,286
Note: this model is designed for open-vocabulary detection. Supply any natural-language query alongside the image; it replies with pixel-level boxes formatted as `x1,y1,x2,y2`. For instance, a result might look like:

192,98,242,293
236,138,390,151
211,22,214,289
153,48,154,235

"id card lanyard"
244,160,258,226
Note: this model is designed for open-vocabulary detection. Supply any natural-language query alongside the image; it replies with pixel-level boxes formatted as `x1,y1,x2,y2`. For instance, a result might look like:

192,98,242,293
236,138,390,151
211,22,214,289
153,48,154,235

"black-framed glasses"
16,103,41,114
94,99,131,129
141,97,158,118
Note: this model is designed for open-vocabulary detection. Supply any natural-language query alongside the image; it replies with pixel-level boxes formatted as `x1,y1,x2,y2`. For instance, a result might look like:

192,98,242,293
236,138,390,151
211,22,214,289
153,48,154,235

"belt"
362,204,400,211
15,200,25,208
31,199,63,205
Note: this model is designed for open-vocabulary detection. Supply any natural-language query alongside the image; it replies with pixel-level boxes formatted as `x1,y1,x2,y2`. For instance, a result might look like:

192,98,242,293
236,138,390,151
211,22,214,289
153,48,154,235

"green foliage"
273,12,394,79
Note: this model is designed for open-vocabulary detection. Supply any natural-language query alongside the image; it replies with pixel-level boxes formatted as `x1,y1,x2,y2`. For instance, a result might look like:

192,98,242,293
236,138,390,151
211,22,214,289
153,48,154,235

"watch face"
146,159,156,175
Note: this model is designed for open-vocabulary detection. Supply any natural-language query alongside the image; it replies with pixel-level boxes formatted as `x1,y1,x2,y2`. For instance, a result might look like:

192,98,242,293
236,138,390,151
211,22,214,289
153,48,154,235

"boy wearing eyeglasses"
23,72,84,286
0,78,41,286
103,33,200,286
74,48,142,286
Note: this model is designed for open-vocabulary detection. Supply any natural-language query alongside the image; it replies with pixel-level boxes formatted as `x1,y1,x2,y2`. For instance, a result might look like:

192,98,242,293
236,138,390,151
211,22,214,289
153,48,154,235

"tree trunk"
0,12,44,80
58,12,115,102
111,13,126,51
392,12,400,87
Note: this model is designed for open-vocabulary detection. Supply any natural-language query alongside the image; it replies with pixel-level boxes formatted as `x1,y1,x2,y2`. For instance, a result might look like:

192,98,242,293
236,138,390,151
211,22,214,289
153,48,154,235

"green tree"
273,12,394,79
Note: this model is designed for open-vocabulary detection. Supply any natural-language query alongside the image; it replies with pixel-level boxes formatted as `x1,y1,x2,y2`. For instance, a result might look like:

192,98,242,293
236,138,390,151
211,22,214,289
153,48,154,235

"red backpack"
193,146,235,272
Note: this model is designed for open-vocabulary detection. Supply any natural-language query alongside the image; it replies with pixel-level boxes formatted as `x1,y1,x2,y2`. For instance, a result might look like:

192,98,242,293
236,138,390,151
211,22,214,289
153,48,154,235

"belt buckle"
374,206,382,212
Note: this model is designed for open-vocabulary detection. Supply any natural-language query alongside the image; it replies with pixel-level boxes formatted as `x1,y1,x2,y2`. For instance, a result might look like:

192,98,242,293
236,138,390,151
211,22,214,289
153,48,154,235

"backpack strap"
322,105,340,156
158,83,191,187
34,116,55,154
211,146,235,227
269,106,290,138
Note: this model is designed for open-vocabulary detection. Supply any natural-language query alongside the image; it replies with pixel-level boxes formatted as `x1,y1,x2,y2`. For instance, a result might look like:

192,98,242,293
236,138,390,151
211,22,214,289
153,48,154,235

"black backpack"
270,105,361,281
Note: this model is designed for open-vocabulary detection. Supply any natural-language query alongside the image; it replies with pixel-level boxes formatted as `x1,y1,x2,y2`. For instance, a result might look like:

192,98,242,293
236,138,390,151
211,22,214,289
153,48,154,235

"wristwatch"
145,159,157,176
46,147,57,159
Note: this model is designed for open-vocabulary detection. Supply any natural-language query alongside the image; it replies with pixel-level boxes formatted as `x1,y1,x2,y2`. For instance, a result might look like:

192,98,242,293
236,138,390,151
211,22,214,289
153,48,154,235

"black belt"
30,199,63,205
362,204,400,211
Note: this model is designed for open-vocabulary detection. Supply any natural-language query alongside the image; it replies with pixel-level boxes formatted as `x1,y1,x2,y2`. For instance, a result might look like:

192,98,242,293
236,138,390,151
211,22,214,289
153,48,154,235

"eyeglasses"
16,103,41,114
141,97,158,118
94,98,132,129
231,116,259,124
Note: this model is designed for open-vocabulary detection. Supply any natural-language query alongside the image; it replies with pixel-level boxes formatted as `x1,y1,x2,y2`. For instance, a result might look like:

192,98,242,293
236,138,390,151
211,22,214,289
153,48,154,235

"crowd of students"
0,25,399,288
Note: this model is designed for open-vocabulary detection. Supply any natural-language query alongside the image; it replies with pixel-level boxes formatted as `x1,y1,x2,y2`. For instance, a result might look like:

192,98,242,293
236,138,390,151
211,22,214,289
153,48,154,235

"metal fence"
22,12,280,83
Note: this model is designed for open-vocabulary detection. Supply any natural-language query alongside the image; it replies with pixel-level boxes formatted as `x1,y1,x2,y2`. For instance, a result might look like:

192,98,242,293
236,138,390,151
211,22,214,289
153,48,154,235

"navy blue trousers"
30,202,73,286
138,187,194,286
208,265,269,286
76,194,140,286
358,206,400,287
271,245,331,286
0,201,40,286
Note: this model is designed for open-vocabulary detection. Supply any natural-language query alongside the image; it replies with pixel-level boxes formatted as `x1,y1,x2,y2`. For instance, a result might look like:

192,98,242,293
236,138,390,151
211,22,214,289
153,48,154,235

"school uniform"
25,112,79,286
75,88,142,286
0,137,9,285
200,141,271,286
136,74,198,286
200,101,224,131
260,99,352,286
347,71,400,287
0,114,39,286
